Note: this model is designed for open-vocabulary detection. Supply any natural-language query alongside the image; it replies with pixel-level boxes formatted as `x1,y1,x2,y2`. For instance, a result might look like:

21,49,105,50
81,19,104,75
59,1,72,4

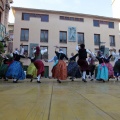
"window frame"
20,28,29,41
108,22,114,29
40,46,48,59
40,30,48,42
93,20,100,27
109,35,115,46
60,47,67,55
94,34,100,45
59,31,67,43
77,32,84,44
20,45,29,57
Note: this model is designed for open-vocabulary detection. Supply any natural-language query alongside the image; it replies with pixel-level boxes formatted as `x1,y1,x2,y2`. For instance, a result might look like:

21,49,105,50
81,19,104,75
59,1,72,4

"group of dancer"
0,43,120,83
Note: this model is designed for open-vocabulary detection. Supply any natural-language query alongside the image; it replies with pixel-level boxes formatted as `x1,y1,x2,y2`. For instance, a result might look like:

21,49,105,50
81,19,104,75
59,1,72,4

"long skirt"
34,60,44,76
105,63,114,78
6,61,25,80
96,64,108,81
0,64,9,78
26,63,37,78
52,60,67,80
67,62,81,78
77,59,88,71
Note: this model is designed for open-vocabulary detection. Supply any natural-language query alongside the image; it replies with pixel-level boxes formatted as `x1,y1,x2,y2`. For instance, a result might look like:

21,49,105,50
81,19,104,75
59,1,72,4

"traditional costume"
113,57,120,81
52,48,68,83
26,57,37,82
104,55,114,79
67,53,81,81
6,54,25,83
96,52,108,82
76,44,92,82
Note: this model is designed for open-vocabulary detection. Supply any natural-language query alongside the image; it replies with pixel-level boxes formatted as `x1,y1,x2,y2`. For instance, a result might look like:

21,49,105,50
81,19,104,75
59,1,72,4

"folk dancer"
76,44,93,82
96,51,108,82
67,53,81,81
52,46,68,83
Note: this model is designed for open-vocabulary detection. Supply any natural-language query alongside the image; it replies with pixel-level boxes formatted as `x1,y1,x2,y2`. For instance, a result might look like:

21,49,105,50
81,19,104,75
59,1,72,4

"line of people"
0,44,120,83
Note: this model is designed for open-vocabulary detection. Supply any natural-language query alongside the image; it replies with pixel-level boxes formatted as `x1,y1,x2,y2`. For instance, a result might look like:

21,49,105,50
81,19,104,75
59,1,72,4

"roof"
12,6,120,22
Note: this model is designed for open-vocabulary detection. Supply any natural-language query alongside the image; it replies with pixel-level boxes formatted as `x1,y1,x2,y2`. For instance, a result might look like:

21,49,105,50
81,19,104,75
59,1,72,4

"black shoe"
13,81,18,83
90,79,94,81
71,79,74,81
30,79,33,82
82,79,87,82
37,81,41,83
103,80,105,82
57,79,61,83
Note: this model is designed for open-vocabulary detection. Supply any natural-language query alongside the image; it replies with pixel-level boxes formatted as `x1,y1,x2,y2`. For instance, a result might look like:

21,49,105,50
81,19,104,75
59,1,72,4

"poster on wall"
68,27,76,42
0,24,6,41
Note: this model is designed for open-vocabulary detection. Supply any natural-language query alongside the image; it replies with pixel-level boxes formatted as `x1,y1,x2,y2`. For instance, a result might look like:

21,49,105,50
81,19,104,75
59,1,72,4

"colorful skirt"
34,60,44,76
26,63,37,78
52,60,67,80
6,61,25,80
67,62,81,78
105,63,114,77
0,64,9,77
96,64,108,81
77,59,88,71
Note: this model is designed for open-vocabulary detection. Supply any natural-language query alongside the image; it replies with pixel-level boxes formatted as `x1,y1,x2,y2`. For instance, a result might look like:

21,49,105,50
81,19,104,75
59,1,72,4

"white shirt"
112,51,120,63
20,47,24,55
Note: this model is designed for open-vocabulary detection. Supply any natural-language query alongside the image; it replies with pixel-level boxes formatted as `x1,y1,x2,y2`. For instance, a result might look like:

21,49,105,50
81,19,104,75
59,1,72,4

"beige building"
0,0,13,47
12,7,120,77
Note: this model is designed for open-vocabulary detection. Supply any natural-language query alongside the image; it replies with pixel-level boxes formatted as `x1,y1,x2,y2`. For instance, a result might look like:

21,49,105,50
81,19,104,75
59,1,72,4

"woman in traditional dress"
26,57,37,82
53,46,68,83
104,54,114,80
6,53,25,83
0,54,13,81
113,57,120,81
32,46,46,83
96,51,108,82
67,53,81,81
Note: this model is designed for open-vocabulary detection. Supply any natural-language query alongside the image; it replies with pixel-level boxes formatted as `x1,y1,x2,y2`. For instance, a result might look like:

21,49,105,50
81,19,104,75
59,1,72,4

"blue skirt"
6,61,25,80
67,62,81,78
96,64,108,81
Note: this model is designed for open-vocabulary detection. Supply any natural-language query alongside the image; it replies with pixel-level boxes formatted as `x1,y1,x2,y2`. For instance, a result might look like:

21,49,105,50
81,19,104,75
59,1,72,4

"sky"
9,0,113,23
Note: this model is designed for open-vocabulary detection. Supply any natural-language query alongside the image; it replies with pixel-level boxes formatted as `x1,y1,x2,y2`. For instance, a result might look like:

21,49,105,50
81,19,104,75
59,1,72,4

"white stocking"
82,71,86,79
37,74,41,81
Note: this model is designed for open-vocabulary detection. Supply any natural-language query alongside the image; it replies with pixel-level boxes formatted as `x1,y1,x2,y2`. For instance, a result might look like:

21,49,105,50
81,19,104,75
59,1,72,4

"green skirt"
0,64,8,77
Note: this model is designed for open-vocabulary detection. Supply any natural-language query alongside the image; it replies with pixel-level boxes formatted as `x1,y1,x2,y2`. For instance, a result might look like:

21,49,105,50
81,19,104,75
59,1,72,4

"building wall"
13,8,120,76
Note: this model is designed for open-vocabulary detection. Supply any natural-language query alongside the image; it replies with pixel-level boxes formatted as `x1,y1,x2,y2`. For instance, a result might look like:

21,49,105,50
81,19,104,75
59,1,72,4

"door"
44,66,49,78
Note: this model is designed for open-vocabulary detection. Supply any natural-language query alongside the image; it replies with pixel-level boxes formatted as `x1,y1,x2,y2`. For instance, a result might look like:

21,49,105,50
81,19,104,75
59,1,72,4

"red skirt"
77,59,88,71
52,60,67,80
34,60,44,76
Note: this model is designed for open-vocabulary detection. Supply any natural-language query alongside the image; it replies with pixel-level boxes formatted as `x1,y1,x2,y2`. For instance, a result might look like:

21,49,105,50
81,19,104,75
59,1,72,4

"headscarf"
35,46,40,56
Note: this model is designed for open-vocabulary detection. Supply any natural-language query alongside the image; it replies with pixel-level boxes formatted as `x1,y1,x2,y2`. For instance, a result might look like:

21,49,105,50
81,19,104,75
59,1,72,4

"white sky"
9,0,113,23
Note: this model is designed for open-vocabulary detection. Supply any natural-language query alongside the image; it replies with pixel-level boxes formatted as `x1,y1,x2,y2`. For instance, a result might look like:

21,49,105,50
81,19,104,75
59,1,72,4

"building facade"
0,0,13,44
12,7,120,77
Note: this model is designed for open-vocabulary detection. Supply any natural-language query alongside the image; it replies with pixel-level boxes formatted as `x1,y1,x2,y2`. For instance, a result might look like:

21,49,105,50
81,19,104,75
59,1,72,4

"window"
20,45,28,57
93,20,99,27
22,13,30,20
40,46,48,59
77,33,84,44
40,30,48,42
41,15,49,22
94,34,100,45
108,22,114,28
60,47,67,55
109,35,115,46
20,29,29,41
60,31,67,43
